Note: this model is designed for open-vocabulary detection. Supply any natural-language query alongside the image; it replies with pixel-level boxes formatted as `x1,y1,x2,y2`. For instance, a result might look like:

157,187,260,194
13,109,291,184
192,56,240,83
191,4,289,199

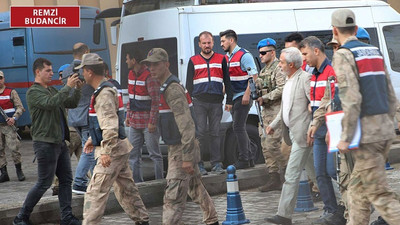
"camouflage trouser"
163,165,218,225
83,153,149,225
338,152,352,220
67,129,82,160
259,113,288,174
348,140,400,225
0,124,21,168
54,129,82,187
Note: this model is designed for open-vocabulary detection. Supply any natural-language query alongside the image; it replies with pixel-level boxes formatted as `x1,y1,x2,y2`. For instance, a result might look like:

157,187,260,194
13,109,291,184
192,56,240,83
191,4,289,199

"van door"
378,23,400,100
0,29,27,67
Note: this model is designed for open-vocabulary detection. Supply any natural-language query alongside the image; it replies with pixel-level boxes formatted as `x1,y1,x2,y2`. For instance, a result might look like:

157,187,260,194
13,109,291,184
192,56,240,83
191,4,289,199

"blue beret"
356,27,370,40
257,38,276,50
58,64,70,74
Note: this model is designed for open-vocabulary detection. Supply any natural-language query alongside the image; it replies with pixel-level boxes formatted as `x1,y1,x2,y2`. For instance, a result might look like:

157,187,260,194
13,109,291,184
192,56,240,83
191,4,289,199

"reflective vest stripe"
3,108,15,113
229,62,240,67
128,94,152,100
310,81,328,88
230,75,249,81
310,101,321,107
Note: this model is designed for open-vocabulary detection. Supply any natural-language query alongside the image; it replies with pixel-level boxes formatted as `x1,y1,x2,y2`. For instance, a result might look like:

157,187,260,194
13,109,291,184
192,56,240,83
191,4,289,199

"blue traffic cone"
294,169,318,212
222,165,250,225
385,161,394,170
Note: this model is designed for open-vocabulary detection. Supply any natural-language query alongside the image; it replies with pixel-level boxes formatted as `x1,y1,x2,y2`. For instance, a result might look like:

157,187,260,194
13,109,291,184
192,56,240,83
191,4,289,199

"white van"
106,0,400,166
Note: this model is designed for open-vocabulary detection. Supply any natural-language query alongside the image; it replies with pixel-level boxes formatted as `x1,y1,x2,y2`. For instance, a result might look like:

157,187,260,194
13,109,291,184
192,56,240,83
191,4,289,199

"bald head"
73,42,89,59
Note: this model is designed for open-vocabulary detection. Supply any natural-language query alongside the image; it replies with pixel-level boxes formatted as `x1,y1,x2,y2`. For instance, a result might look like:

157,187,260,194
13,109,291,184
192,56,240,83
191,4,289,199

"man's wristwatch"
13,117,17,121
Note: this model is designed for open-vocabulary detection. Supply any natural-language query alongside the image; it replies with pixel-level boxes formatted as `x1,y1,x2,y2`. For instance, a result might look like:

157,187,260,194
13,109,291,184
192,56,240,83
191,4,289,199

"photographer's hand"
66,74,80,88
75,79,84,89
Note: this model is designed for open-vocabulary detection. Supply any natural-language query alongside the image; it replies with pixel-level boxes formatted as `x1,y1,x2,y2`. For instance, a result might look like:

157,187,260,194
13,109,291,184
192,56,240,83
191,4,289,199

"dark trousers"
314,137,338,213
231,96,252,161
193,98,223,166
18,141,73,220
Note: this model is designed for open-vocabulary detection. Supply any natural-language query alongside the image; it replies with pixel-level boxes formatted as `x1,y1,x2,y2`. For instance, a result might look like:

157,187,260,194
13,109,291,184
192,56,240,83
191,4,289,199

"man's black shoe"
61,215,81,225
208,222,219,225
371,216,389,225
13,216,32,225
135,221,150,225
233,160,249,169
265,215,292,225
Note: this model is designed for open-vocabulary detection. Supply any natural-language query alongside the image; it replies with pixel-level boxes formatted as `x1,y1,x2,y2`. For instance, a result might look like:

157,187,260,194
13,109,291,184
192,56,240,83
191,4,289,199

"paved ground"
2,136,400,224
98,164,400,225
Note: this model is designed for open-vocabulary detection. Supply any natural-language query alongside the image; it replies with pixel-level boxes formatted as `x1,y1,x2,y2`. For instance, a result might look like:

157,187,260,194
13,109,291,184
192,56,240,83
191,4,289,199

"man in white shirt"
265,47,313,225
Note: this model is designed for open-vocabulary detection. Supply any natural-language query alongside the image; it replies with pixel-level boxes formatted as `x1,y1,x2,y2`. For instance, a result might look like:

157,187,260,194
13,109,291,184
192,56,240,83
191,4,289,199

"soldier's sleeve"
396,100,400,122
262,67,285,102
95,88,119,155
312,86,329,129
10,89,25,119
165,83,196,162
333,50,361,143
269,107,282,130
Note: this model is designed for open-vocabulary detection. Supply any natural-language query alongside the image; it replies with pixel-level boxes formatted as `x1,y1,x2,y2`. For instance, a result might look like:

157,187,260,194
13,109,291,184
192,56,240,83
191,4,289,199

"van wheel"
222,123,262,168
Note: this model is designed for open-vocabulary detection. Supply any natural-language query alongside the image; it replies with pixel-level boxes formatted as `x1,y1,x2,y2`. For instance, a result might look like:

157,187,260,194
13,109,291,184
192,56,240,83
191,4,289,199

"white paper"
325,111,361,153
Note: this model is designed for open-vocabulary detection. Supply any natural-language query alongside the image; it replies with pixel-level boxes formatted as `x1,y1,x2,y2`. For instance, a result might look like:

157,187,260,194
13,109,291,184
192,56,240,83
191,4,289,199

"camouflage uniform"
162,82,218,225
257,58,288,174
333,36,400,225
0,87,24,168
83,85,149,225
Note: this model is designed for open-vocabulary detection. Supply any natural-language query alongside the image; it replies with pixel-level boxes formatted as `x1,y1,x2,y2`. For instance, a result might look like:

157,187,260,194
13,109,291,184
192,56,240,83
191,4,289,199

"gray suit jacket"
270,68,312,148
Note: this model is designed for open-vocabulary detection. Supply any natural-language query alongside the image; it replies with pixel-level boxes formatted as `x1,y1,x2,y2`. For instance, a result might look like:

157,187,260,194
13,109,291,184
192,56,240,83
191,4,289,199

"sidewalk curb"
0,165,269,224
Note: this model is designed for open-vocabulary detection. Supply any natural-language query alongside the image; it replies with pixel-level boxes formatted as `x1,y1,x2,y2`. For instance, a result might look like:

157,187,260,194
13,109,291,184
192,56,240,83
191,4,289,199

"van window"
383,24,400,73
120,37,178,89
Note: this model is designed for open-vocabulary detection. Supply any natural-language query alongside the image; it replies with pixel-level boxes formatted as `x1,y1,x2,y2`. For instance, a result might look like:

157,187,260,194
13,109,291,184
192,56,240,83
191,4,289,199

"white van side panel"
119,9,180,44
372,5,400,23
294,7,374,31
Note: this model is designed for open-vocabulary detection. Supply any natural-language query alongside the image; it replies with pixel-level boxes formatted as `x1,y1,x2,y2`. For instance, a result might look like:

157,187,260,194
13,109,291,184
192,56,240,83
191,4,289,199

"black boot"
371,216,389,225
0,166,10,183
15,163,25,181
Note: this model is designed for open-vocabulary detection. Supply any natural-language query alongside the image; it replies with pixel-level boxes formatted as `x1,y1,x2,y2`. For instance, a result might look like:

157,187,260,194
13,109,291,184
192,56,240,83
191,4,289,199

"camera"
70,61,85,81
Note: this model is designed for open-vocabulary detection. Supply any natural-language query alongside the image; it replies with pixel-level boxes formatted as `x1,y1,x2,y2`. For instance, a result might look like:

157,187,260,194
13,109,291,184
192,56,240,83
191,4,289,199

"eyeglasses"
259,50,274,55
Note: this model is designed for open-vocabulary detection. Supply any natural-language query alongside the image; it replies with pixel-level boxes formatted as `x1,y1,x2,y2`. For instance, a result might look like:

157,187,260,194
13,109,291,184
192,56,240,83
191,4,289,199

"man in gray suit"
264,47,314,225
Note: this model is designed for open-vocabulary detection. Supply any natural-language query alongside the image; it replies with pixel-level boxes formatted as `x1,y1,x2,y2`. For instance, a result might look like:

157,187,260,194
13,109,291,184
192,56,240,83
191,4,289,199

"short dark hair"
33,58,52,76
84,64,105,76
103,62,110,75
126,49,146,63
337,26,357,36
219,29,237,42
199,31,213,40
284,32,304,44
73,44,89,57
299,36,325,53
